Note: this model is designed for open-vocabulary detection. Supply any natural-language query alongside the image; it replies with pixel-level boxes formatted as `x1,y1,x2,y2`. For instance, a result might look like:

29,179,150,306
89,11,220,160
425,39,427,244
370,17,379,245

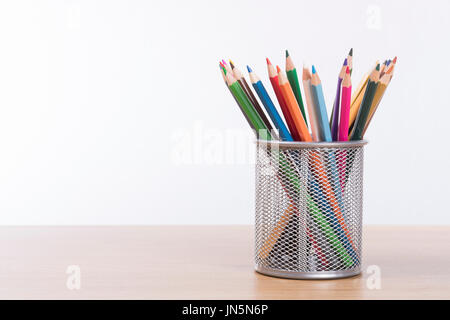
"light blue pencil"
310,65,347,224
247,66,293,141
310,65,332,142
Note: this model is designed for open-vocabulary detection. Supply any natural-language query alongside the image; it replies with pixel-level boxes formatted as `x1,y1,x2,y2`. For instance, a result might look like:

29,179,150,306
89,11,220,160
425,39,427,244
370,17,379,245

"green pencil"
286,50,308,127
350,64,380,140
226,72,271,140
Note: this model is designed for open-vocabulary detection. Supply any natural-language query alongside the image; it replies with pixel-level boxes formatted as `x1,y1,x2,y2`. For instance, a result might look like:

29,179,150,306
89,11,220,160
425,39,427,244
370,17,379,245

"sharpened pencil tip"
247,65,252,73
285,49,289,58
349,48,353,56
344,58,348,66
266,57,271,65
276,65,281,73
393,56,397,64
222,59,227,66
346,66,350,74
229,60,236,70
376,63,380,71
311,65,316,74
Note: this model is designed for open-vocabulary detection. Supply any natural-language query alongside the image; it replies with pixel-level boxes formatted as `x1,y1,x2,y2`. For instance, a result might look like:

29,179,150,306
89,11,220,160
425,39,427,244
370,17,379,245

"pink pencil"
338,67,352,192
338,67,352,141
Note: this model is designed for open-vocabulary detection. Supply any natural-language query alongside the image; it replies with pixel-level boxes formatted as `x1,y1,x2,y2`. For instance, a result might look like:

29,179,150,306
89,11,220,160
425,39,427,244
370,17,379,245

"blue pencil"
247,66,293,141
310,65,332,142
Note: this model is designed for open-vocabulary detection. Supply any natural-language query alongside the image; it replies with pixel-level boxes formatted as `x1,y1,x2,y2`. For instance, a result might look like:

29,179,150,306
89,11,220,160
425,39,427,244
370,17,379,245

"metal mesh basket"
254,140,367,279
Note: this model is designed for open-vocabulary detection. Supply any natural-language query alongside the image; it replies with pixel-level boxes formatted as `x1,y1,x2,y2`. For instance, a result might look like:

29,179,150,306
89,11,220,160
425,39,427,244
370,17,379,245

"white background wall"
0,0,448,225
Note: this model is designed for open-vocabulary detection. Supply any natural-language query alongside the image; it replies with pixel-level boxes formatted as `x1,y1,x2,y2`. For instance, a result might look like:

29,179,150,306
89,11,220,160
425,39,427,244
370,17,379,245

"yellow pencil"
349,61,378,130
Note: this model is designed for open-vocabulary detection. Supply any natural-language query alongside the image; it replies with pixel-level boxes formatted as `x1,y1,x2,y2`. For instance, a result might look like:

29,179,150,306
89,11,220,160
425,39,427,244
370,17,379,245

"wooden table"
0,226,448,299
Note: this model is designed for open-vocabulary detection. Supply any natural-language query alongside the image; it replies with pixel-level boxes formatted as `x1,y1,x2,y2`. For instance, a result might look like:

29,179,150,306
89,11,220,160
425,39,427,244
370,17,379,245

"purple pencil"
330,59,348,141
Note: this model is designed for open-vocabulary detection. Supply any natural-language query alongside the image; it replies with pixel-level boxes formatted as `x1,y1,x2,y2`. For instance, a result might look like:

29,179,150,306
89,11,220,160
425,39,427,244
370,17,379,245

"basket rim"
255,139,368,149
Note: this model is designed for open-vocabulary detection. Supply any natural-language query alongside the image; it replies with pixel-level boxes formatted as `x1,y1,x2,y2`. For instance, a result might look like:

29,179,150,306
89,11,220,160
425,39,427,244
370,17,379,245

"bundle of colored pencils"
219,50,396,270
219,50,396,142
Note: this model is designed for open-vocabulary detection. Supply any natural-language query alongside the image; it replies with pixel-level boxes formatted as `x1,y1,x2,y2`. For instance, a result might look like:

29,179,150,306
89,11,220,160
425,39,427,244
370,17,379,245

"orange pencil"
258,204,294,259
277,66,312,142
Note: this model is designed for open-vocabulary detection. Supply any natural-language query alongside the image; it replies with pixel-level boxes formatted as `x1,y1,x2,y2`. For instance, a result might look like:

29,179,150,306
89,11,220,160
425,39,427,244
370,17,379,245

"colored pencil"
310,65,332,142
348,61,378,130
338,67,352,141
225,71,271,140
362,72,391,136
248,65,293,141
330,59,348,141
302,65,320,142
267,58,300,141
286,50,308,127
231,60,259,109
337,67,352,198
220,65,254,130
230,61,275,135
350,64,381,140
258,204,295,259
309,66,348,232
277,66,312,142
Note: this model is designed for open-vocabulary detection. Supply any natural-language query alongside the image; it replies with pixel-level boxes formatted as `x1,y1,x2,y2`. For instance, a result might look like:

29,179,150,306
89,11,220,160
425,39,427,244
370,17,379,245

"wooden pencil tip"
246,65,252,73
229,60,235,69
393,56,397,64
222,59,227,66
349,48,353,56
266,57,272,65
376,63,380,71
344,58,348,66
285,49,289,58
276,65,281,73
311,65,316,74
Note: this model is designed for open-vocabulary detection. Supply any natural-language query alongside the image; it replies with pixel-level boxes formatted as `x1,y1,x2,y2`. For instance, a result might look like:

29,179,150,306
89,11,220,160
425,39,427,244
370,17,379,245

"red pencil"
266,58,300,141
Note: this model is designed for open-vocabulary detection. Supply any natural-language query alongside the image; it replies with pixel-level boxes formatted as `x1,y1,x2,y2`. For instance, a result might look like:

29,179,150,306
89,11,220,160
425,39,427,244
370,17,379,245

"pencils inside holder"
254,140,367,279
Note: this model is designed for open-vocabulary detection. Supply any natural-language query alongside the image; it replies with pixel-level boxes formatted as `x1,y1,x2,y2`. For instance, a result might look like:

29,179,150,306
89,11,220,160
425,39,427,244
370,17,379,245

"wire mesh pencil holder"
254,140,367,280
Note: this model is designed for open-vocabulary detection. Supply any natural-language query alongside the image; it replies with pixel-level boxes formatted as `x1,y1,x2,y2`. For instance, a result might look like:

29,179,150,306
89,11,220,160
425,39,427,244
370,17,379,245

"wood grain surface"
0,226,448,299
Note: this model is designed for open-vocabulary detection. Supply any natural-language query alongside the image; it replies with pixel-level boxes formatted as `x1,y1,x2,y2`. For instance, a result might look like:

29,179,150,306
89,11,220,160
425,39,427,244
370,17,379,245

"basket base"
255,265,361,280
